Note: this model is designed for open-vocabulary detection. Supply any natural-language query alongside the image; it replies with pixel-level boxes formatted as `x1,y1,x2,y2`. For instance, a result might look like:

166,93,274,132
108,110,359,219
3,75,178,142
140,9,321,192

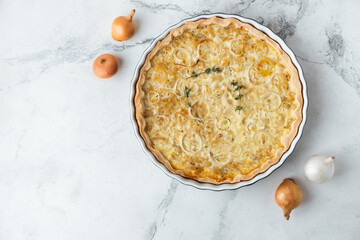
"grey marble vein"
90,37,155,61
144,180,178,240
265,0,308,40
226,0,256,15
131,0,258,18
212,192,237,240
324,21,360,96
145,223,157,240
13,106,36,161
212,205,229,240
131,0,217,17
13,129,27,162
130,0,310,41
178,231,184,240
2,38,155,75
296,55,325,65
225,0,310,40
130,0,193,16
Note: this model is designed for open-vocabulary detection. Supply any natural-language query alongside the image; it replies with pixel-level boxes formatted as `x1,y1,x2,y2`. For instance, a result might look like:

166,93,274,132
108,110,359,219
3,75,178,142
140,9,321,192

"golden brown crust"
134,16,303,184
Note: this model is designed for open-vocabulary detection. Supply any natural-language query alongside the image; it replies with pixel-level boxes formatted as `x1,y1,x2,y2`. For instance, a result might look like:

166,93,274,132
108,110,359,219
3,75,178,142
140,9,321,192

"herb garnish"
232,138,234,142
185,103,191,108
191,71,198,78
231,81,238,86
234,94,243,100
211,66,221,73
235,106,243,112
194,113,203,123
187,66,221,79
235,85,243,91
232,81,244,111
184,86,191,98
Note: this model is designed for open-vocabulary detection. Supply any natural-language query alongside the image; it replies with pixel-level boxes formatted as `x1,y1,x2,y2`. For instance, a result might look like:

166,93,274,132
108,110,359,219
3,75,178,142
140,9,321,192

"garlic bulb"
304,155,335,183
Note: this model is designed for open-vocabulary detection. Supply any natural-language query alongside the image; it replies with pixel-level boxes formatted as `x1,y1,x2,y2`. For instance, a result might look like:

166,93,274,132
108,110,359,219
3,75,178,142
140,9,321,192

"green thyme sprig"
231,81,243,90
211,66,221,73
230,80,244,112
235,85,243,91
234,94,243,100
187,66,221,79
191,71,198,78
184,86,191,98
235,106,243,112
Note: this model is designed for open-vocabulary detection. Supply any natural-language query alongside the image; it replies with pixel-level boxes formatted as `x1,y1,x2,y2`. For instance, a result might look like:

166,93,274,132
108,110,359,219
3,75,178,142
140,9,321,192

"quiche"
134,17,303,184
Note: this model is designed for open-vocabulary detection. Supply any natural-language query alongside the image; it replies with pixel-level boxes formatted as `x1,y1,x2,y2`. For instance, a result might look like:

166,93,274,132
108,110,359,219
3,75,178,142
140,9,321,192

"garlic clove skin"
304,155,335,183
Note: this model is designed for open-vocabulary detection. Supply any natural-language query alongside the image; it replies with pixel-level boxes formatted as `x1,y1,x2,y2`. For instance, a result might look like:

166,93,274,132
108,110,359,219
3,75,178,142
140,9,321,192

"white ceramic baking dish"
130,13,308,191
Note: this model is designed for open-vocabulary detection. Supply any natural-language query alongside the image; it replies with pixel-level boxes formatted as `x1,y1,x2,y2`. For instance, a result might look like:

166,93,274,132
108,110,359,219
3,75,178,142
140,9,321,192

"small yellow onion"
92,54,118,79
112,9,136,41
275,178,303,220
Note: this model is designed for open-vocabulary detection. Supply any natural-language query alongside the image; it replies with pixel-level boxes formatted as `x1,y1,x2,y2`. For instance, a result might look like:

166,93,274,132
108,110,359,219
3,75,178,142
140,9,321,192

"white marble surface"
1,0,360,239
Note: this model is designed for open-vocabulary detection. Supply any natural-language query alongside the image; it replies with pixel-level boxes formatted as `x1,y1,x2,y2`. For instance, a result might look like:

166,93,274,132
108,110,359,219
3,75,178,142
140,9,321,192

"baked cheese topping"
140,23,300,182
